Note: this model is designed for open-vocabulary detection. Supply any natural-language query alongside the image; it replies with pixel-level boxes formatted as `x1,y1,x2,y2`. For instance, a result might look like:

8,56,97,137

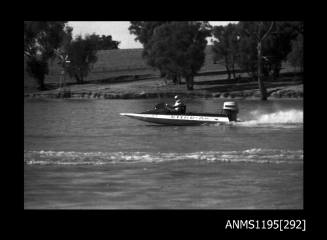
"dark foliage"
287,33,303,72
232,21,303,100
24,21,70,90
212,23,239,79
236,21,302,79
65,35,98,84
129,21,169,46
129,21,211,90
25,57,49,90
86,34,120,50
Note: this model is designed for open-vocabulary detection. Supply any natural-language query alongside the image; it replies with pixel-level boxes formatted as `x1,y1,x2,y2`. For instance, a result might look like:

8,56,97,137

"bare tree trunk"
225,58,231,80
160,70,165,78
38,76,45,90
75,74,81,84
257,41,268,100
172,73,182,85
177,74,181,85
232,55,236,79
186,75,194,90
256,22,274,101
273,62,281,80
172,74,177,84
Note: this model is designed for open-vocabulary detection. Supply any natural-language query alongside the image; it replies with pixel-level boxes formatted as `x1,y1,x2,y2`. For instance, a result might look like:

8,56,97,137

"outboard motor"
223,101,238,121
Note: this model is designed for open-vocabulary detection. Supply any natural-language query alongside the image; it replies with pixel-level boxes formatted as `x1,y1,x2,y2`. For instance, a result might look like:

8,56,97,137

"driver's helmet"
174,95,180,100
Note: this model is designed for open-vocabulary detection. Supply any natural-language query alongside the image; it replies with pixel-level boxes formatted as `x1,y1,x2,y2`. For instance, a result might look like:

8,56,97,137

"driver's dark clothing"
167,99,186,114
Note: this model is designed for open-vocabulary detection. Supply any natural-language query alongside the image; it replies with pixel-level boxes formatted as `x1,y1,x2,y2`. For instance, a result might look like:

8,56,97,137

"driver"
166,95,186,114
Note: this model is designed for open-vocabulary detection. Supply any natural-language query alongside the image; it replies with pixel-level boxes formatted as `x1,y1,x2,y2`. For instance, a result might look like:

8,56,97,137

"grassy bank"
24,71,303,100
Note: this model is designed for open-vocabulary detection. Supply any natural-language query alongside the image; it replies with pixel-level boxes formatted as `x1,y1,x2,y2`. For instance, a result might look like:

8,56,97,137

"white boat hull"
120,113,230,125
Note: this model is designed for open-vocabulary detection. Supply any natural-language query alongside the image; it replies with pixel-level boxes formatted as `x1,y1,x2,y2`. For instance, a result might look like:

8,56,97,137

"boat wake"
24,148,303,166
235,109,303,128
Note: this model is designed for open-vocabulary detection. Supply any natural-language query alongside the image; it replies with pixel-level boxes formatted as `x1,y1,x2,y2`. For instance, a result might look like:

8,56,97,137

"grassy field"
45,46,223,75
24,46,228,91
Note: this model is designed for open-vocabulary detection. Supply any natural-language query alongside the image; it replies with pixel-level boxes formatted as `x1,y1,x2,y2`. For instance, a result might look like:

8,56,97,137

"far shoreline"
24,87,303,101
24,70,303,101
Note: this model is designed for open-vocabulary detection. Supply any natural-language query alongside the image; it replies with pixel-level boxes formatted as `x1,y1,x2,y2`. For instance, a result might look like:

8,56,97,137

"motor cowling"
223,101,238,121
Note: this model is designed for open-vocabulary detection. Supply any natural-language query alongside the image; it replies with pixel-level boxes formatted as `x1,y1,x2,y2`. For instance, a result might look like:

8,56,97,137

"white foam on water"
237,109,303,127
24,148,303,165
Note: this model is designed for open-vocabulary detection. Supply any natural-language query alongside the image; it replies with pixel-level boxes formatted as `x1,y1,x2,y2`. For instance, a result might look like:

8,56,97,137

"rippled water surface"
24,98,303,209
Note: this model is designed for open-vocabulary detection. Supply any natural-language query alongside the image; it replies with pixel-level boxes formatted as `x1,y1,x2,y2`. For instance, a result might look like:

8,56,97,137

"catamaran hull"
120,113,230,125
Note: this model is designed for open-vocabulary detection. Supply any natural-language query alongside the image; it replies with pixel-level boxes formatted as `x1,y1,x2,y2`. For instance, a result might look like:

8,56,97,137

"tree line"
24,21,120,90
129,21,303,100
211,22,303,99
24,21,303,100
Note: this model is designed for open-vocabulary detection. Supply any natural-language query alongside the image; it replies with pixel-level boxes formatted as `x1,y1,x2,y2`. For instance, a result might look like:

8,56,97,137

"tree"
24,21,70,90
129,21,169,46
65,35,98,84
86,33,120,50
129,21,209,89
262,21,302,79
129,21,171,79
237,21,274,100
236,31,258,78
256,22,274,101
237,22,303,100
25,56,49,89
212,23,239,79
287,33,303,72
143,21,211,90
237,22,302,79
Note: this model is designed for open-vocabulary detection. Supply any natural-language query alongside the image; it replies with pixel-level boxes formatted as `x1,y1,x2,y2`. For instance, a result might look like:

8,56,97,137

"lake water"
24,98,303,209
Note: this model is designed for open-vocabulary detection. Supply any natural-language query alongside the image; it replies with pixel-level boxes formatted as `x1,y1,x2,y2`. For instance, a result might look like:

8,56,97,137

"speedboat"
120,101,239,126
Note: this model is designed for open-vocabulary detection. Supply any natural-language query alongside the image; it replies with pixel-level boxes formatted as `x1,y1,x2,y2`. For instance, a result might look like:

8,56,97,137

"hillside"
46,46,221,75
24,46,227,91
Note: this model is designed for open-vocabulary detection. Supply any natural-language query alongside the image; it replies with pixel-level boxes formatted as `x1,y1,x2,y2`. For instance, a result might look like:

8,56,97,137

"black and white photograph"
24,21,303,210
